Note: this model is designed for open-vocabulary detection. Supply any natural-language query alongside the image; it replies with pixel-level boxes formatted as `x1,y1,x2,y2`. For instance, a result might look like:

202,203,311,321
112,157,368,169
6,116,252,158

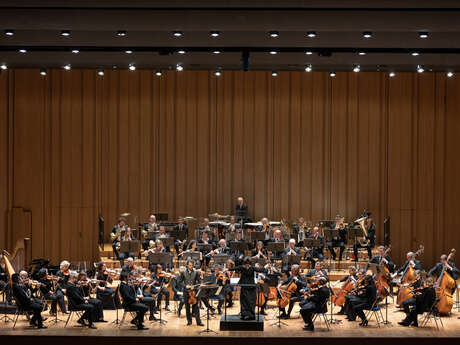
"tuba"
356,216,368,246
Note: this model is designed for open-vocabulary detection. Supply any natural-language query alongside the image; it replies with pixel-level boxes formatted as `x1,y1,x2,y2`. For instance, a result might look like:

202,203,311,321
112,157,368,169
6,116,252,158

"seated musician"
178,259,204,326
251,241,268,260
174,217,188,252
428,254,460,281
19,270,42,304
393,252,422,278
230,229,246,265
399,277,436,327
303,261,329,282
366,245,395,273
172,266,186,317
56,260,71,291
121,257,136,274
399,270,424,314
336,266,358,315
142,215,159,250
327,215,347,261
278,264,305,319
299,276,329,331
209,239,230,256
119,272,149,330
152,238,172,270
305,226,325,265
227,216,241,235
353,217,376,262
346,275,377,326
150,264,171,311
11,273,47,329
257,217,271,240
235,196,250,222
38,268,67,315
119,227,135,261
199,218,215,236
76,272,106,323
293,217,309,246
111,217,127,260
282,239,300,272
66,272,97,329
141,240,156,257
224,259,236,307
94,262,117,308
269,228,285,260
198,233,213,267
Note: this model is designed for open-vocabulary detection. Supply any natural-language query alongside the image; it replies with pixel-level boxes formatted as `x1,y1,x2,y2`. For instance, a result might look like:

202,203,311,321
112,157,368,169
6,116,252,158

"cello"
332,275,356,307
436,248,456,315
277,279,297,308
375,245,392,298
396,245,424,306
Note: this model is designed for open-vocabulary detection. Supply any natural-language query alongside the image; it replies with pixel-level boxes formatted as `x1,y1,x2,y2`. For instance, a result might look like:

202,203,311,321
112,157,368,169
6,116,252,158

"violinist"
66,272,97,329
282,239,300,273
178,259,204,326
278,264,305,319
56,260,71,291
19,270,40,299
76,272,106,323
305,226,325,264
347,275,377,327
398,277,436,327
428,254,460,282
303,261,329,282
141,240,156,258
94,262,117,308
251,241,268,260
150,264,171,311
198,232,214,266
366,246,395,272
327,215,347,261
399,270,424,314
172,266,186,317
38,268,67,315
336,266,358,315
299,276,329,331
12,273,47,329
119,272,149,330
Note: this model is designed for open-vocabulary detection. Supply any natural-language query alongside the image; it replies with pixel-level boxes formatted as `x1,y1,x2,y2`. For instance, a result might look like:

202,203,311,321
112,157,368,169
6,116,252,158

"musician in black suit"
174,218,188,252
299,277,330,331
11,273,47,329
399,277,436,327
303,261,329,282
353,218,376,261
305,227,324,265
235,196,250,222
282,239,300,272
209,239,231,256
66,272,97,329
172,266,186,317
327,216,347,261
365,246,395,272
229,230,246,265
119,272,149,330
178,259,204,326
111,217,127,259
428,254,460,281
38,268,67,315
348,275,377,326
278,264,306,319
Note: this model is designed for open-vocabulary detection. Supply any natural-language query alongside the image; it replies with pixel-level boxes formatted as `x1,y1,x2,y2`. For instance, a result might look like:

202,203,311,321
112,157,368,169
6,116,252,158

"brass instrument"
356,216,369,246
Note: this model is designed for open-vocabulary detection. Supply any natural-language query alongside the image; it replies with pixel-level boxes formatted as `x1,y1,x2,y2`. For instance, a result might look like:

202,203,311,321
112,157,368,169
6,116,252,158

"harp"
2,238,31,283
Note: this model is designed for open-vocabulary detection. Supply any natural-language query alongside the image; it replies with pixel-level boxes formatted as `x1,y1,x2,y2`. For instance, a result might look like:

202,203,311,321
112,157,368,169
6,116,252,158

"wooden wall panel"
1,69,459,268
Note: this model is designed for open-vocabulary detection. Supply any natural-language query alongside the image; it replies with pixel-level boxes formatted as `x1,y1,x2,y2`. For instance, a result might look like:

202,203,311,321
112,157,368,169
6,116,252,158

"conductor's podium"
220,314,264,331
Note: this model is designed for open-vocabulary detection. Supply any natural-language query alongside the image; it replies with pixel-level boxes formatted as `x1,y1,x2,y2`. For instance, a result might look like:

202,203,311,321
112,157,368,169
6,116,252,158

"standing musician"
278,264,305,319
142,215,159,250
119,272,149,330
76,271,106,323
347,275,377,327
66,272,97,329
398,277,436,327
11,273,47,329
235,196,250,222
327,215,347,261
251,241,268,260
366,245,395,272
303,261,329,281
150,264,171,311
353,217,376,262
111,217,127,260
178,259,204,326
172,266,186,317
282,239,300,272
299,276,329,331
38,268,67,315
56,260,71,291
305,226,325,264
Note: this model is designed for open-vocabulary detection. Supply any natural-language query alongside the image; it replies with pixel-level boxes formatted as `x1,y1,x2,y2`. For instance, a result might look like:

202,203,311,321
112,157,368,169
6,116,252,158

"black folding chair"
311,300,331,331
420,298,444,330
64,298,84,328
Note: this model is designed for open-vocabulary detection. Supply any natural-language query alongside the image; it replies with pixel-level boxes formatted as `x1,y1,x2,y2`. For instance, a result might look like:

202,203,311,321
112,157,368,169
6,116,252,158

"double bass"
396,245,424,306
436,248,456,315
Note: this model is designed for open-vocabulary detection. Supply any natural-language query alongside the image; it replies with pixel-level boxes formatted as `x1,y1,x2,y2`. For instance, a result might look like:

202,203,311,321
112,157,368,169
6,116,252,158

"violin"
303,280,327,299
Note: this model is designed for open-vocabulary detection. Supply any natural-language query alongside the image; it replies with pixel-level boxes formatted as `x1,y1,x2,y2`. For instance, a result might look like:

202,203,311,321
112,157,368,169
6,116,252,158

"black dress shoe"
98,319,108,323
359,320,368,327
88,324,97,329
77,318,87,326
130,318,138,325
187,321,192,326
164,306,170,311
197,322,204,326
303,324,314,331
149,315,158,321
137,325,149,330
37,325,48,329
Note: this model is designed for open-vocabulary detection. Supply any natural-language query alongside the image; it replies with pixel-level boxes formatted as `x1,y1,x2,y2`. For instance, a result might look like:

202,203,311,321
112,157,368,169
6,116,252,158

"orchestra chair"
64,298,84,328
364,299,385,328
12,299,32,329
420,298,444,330
311,300,331,331
118,307,138,328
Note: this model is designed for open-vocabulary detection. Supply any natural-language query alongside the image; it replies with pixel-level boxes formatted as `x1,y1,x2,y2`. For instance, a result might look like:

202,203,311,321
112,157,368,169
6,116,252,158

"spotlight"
305,51,313,55
0,64,7,70
447,71,454,78
358,51,366,56
215,70,222,76
97,69,104,76
389,72,396,77
4,29,14,36
40,69,47,76
411,52,420,56
177,50,186,54
353,65,360,72
129,64,136,71
269,50,278,55
213,50,221,54
155,70,162,77
271,71,278,77
330,72,336,77
173,31,183,37
176,64,184,71
363,31,373,38
417,65,424,73
269,31,279,38
117,30,127,37
60,30,71,37
125,50,133,54
306,31,317,38
18,49,27,54
305,64,312,72
419,32,429,39
210,31,220,37
63,64,71,71
71,49,79,54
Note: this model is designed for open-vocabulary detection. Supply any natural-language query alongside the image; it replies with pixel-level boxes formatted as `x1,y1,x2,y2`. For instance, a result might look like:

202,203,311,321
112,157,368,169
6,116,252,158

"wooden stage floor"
1,300,460,345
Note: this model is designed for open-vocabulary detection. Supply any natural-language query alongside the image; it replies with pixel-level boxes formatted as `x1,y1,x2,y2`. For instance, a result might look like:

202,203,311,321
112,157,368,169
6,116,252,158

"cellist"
335,266,358,315
277,264,305,319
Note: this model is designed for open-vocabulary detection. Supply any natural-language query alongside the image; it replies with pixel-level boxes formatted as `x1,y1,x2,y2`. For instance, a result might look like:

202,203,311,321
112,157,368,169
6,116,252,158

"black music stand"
0,284,13,323
348,227,364,261
145,231,158,241
266,242,285,260
229,242,248,260
250,258,266,266
197,244,212,255
327,280,341,324
368,263,391,325
263,274,281,321
148,253,171,269
249,232,265,243
324,228,340,269
197,285,221,334
213,254,230,266
182,252,202,268
303,238,321,266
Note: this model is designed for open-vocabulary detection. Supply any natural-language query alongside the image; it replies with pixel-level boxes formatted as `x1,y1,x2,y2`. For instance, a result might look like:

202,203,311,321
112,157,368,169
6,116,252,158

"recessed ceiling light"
306,31,316,38
411,52,420,56
389,72,396,77
117,30,127,37
271,71,278,77
129,64,136,71
353,65,361,72
63,64,71,71
305,64,312,72
210,31,220,37
363,31,373,38
40,68,47,76
213,50,221,54
71,49,79,54
330,72,336,77
4,29,14,36
60,30,71,37
125,50,133,54
417,65,424,73
18,49,27,54
173,31,183,37
176,64,184,71
305,51,313,55
215,70,222,76
155,70,162,76
269,31,279,38
177,50,186,54
269,50,278,55
358,51,366,56
419,32,429,39
0,64,7,70
97,69,104,76
447,71,454,78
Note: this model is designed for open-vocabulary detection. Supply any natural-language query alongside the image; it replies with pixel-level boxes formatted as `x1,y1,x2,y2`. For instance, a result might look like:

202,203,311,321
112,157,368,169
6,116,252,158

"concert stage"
1,301,460,345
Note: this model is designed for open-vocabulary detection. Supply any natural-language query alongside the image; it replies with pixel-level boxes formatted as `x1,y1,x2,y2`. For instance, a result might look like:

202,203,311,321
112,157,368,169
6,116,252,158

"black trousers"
28,301,44,327
156,287,170,307
328,245,345,261
45,290,66,313
299,301,318,325
75,303,95,325
88,298,104,321
126,302,148,326
353,243,373,261
402,297,416,314
112,242,120,259
185,301,201,323
280,295,301,316
140,296,156,317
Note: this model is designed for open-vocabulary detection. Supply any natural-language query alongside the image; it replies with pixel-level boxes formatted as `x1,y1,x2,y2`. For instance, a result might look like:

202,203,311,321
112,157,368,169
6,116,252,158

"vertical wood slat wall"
0,69,459,267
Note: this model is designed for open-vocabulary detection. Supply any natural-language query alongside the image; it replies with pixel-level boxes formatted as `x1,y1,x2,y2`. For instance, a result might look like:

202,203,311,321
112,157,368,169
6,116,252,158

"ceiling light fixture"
305,64,312,72
419,32,429,39
417,65,424,73
305,51,313,55
213,50,221,54
60,30,71,37
176,64,184,71
271,71,278,77
71,49,79,54
177,50,186,54
353,65,361,72
4,29,14,36
173,31,183,37
40,68,47,76
0,64,7,70
411,52,420,56
210,31,220,37
447,71,454,78
306,31,317,38
125,50,133,54
330,72,336,77
97,69,104,76
269,50,278,55
18,49,27,54
129,64,136,71
215,70,222,76
358,51,366,56
389,72,396,77
269,31,279,38
363,31,373,38
63,64,71,71
155,70,162,76
117,30,127,37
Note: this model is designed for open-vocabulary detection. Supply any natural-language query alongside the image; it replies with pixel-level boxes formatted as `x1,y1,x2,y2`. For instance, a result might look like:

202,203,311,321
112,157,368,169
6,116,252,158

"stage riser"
220,315,264,331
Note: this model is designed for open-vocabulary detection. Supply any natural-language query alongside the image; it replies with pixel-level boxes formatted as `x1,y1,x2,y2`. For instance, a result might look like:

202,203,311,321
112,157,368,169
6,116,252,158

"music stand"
229,242,248,255
324,228,339,268
145,231,158,241
368,263,391,325
170,230,187,241
197,244,212,254
148,253,171,269
248,231,265,243
348,227,364,261
197,285,221,334
213,254,230,266
282,254,301,266
266,242,285,258
120,240,140,255
250,258,266,266
182,252,202,268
